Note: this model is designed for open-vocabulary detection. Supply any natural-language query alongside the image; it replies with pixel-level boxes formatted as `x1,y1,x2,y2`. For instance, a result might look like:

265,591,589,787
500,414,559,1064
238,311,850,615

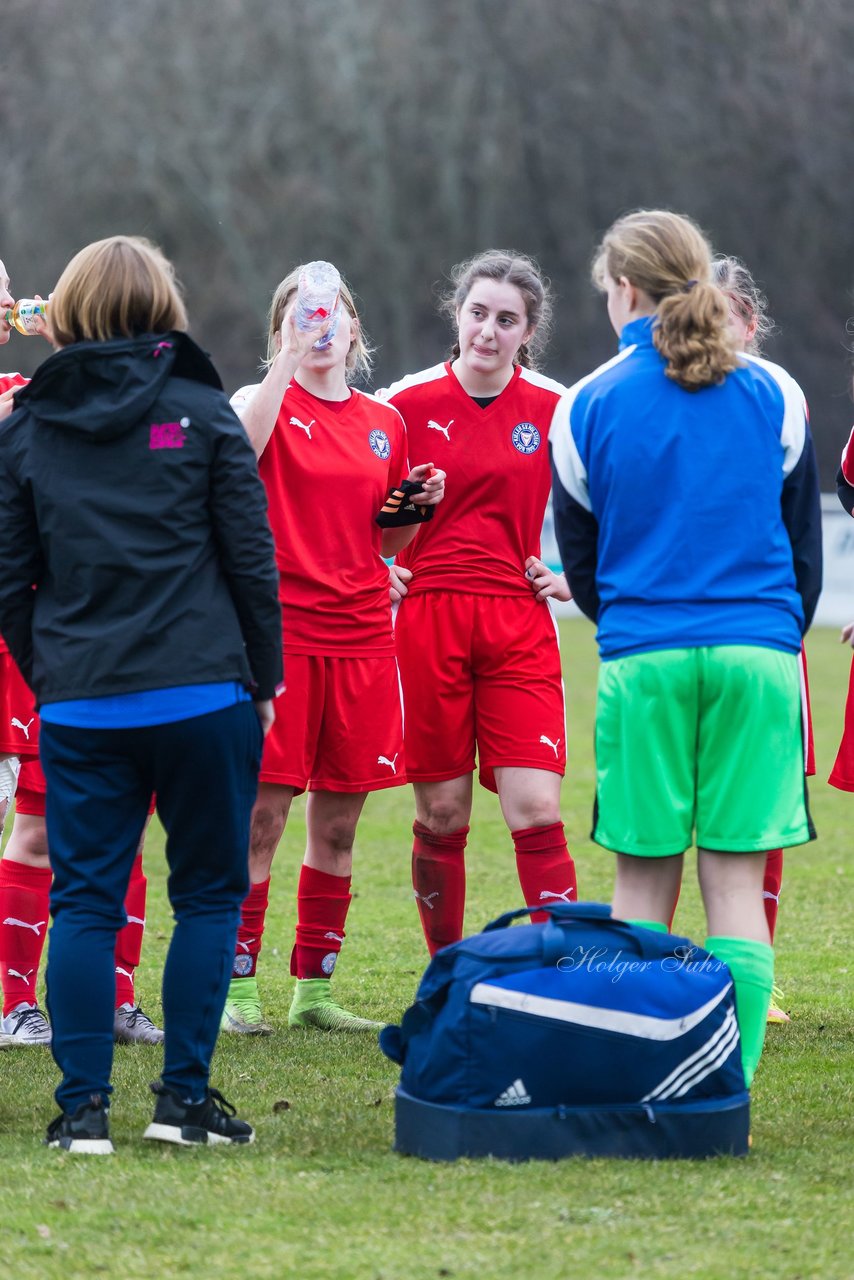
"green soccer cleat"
220,976,274,1036
287,978,384,1033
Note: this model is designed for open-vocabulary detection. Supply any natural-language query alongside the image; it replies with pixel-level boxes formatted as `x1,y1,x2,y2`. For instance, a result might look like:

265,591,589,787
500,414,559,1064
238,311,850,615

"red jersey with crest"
384,362,567,595
232,381,408,657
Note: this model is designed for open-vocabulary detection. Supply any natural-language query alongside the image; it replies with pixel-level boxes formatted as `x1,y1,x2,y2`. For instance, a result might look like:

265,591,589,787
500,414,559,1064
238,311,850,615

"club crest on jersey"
368,429,391,459
511,422,541,454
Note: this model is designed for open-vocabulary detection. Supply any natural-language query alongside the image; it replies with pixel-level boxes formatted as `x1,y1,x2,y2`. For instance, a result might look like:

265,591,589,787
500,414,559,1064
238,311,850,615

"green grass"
1,620,852,1279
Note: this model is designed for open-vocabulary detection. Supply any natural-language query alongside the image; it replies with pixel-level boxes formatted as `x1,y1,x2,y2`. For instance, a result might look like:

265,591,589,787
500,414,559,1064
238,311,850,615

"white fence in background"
540,493,851,627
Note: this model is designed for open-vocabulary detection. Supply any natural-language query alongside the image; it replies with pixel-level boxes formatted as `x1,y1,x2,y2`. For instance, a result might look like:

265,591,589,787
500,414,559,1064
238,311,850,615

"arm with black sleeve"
549,395,601,623
550,463,601,623
781,421,822,634
208,398,283,700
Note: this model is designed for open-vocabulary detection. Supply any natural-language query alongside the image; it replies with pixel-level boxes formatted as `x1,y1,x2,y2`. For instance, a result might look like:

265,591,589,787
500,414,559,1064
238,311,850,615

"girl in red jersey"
0,257,162,1047
829,397,854,794
225,267,444,1032
383,250,578,955
713,255,816,1026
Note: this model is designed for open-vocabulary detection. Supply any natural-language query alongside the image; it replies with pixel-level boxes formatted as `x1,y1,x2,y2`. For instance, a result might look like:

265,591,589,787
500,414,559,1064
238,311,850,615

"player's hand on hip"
254,699,275,737
525,555,572,603
389,562,413,604
841,622,854,647
406,463,446,507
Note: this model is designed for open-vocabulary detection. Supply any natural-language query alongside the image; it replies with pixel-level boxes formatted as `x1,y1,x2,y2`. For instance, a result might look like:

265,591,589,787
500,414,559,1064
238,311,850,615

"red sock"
512,822,577,922
290,864,351,980
233,877,270,979
114,854,146,1008
412,821,468,957
0,857,51,1014
763,848,783,942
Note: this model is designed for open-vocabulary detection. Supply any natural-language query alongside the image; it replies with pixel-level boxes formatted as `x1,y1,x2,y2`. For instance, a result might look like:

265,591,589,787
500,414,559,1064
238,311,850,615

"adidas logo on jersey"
494,1078,531,1107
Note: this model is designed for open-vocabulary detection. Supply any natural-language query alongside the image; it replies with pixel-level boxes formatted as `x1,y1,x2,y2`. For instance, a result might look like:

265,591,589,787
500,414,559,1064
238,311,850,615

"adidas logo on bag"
494,1078,531,1107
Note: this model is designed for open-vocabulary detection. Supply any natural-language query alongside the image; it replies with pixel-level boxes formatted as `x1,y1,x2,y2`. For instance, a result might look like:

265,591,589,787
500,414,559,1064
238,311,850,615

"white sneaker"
1,1002,52,1045
114,1003,164,1045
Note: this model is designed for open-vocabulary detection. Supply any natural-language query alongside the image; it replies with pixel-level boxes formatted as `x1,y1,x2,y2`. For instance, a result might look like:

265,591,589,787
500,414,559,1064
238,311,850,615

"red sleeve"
841,425,854,487
388,409,410,487
0,374,29,397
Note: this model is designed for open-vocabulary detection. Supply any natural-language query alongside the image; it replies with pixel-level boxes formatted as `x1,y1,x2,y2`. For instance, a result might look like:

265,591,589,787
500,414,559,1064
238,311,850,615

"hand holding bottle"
5,296,53,342
294,261,341,351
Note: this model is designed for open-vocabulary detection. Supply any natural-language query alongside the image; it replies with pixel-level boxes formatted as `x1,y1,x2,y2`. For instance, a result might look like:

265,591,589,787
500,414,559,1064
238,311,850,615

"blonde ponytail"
592,210,738,390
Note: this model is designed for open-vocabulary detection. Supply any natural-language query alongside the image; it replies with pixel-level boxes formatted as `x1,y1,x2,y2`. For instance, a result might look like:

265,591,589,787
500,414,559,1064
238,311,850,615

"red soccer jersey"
235,380,409,657
0,374,29,657
384,362,567,596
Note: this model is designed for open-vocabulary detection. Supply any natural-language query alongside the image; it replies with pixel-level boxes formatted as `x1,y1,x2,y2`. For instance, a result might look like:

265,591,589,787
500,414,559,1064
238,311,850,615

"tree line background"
2,0,853,486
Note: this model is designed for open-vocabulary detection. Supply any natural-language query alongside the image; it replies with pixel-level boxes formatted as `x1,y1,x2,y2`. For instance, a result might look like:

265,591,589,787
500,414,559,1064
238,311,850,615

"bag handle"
482,901,613,933
483,900,663,963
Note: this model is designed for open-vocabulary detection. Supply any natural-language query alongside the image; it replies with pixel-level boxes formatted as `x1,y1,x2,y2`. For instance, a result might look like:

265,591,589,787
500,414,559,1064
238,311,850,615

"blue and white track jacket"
550,317,822,660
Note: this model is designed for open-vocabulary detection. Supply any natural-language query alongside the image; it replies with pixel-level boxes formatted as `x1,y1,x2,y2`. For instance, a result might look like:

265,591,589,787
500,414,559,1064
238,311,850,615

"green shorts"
593,645,812,857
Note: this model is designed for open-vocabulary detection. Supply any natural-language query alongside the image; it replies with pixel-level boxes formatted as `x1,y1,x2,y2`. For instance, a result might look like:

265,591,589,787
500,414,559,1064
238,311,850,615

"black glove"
375,479,435,528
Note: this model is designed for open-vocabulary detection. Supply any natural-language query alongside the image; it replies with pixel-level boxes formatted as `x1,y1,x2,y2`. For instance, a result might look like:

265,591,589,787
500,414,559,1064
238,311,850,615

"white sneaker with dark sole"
114,1003,165,1044
1,1002,52,1045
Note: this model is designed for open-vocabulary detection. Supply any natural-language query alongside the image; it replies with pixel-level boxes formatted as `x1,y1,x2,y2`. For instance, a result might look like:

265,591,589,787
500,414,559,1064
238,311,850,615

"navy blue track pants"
39,701,262,1113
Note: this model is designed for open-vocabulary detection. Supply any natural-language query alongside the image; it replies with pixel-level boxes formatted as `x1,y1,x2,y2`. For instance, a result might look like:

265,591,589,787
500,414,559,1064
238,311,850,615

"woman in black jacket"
0,235,282,1153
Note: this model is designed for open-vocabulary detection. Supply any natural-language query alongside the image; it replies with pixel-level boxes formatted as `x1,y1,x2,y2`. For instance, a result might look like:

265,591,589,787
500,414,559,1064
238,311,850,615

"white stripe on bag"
642,1008,740,1101
670,1020,741,1098
469,981,733,1041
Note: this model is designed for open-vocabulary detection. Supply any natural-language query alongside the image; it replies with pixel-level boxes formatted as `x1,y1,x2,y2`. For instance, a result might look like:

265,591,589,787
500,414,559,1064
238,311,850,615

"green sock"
705,936,774,1088
291,978,330,1005
627,918,668,933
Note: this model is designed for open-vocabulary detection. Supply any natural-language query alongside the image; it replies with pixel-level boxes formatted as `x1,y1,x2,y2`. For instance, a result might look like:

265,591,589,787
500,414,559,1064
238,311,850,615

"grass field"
0,619,852,1280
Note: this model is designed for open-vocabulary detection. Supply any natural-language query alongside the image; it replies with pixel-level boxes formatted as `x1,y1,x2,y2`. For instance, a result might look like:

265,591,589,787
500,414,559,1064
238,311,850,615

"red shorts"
260,653,405,793
394,591,566,793
14,757,47,816
0,651,38,759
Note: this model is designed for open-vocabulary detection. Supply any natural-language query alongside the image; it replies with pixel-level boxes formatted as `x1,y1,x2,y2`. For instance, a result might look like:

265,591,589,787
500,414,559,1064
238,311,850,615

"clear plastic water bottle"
294,261,341,351
5,299,49,336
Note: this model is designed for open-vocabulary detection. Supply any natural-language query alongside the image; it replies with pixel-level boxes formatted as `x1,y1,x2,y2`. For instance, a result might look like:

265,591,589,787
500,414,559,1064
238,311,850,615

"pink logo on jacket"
150,417,189,449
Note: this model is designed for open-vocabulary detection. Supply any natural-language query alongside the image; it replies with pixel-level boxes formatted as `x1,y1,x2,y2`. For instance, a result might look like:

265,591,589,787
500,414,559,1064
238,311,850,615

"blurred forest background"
2,0,852,486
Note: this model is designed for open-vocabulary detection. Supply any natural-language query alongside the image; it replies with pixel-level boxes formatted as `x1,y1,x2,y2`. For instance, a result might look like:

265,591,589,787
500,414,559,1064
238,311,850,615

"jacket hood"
15,331,223,440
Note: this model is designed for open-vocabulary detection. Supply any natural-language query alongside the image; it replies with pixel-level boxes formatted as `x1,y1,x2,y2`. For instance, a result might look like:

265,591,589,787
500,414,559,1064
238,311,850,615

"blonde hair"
441,249,552,370
264,266,373,383
711,255,775,355
50,235,188,346
592,210,738,390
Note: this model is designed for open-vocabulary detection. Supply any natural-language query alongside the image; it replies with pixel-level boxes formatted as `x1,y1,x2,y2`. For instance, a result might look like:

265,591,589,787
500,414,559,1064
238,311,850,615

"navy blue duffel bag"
380,902,749,1160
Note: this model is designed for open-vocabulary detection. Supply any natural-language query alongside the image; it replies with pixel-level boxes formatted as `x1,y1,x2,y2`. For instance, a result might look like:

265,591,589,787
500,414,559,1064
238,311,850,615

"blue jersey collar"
619,315,657,351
